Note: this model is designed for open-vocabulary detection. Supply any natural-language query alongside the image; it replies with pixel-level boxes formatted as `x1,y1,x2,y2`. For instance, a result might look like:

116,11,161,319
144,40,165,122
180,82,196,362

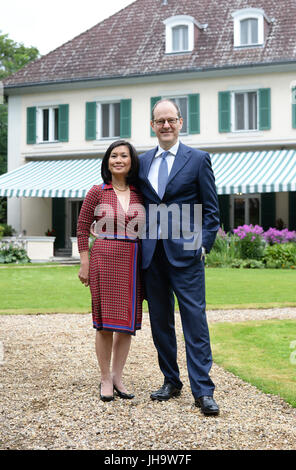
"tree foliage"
0,33,40,80
0,33,40,222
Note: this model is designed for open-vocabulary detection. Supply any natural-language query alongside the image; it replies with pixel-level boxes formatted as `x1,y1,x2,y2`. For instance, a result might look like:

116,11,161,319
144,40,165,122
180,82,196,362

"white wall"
21,198,52,236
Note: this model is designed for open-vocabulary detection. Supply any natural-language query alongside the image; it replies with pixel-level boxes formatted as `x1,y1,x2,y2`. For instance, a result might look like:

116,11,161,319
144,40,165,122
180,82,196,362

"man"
138,99,220,416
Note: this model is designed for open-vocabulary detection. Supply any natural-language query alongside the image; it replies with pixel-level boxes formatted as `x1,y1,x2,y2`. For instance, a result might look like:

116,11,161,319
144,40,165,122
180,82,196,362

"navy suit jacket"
138,142,220,269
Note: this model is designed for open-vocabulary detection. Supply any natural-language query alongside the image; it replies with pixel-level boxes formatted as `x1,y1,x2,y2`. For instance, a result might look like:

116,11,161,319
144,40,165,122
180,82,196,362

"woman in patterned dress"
77,140,145,401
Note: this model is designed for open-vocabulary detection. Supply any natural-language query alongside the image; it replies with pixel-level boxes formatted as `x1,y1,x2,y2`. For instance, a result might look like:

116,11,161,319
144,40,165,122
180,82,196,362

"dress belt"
94,235,139,243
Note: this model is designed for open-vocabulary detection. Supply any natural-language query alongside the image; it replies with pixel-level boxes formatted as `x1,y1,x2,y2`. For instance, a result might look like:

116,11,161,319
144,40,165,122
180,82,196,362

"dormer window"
172,25,189,52
232,8,271,47
240,18,258,45
164,15,207,54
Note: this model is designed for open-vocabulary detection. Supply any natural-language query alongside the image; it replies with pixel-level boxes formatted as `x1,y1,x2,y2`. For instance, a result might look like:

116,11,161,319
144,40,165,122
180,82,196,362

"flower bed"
206,225,296,269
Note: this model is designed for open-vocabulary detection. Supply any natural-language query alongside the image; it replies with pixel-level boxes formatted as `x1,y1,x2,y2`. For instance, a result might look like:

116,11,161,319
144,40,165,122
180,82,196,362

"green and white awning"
0,158,103,198
0,149,296,198
211,149,296,194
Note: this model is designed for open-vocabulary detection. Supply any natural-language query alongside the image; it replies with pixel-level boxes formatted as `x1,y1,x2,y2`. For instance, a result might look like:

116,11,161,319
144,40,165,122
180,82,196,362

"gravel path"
0,309,296,450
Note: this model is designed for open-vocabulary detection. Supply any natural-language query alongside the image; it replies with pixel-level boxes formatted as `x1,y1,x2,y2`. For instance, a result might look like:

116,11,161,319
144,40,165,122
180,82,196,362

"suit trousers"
144,240,215,398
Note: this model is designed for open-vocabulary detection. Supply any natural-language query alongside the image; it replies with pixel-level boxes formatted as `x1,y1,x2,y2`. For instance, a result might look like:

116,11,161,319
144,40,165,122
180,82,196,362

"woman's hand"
78,264,89,286
78,251,90,286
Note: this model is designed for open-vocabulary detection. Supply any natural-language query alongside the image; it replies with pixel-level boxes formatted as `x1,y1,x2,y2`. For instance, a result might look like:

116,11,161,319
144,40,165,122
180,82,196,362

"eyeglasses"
153,118,180,127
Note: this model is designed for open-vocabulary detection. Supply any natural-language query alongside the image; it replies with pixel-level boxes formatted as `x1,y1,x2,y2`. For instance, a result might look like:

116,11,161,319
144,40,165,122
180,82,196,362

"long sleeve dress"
77,183,145,335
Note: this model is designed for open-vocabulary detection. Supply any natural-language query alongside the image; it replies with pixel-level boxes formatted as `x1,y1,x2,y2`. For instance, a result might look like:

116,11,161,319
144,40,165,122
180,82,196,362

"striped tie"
158,151,169,199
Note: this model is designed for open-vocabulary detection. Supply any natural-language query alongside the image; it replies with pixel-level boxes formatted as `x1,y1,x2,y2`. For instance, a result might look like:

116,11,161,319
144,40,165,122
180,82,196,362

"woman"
77,140,145,402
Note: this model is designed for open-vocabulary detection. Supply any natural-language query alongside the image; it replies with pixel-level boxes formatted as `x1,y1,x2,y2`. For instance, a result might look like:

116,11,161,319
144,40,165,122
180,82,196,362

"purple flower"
263,228,296,244
233,224,264,240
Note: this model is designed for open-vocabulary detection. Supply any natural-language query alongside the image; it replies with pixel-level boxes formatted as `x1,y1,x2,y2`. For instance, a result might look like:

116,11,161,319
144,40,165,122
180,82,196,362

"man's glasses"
153,118,180,127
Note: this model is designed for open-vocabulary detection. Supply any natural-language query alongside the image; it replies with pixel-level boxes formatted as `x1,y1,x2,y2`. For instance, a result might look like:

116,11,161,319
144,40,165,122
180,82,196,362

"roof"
3,0,296,89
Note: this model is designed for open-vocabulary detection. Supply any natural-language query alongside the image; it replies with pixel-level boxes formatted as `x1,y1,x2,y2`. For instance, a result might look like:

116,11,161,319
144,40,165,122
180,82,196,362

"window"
172,26,189,52
240,18,258,45
232,8,269,47
26,104,69,145
39,107,59,142
85,99,131,141
218,88,271,133
100,102,120,139
234,91,258,131
163,15,207,54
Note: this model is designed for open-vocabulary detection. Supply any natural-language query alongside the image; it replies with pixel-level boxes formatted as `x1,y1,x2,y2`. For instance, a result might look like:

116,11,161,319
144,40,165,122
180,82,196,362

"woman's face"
108,145,132,179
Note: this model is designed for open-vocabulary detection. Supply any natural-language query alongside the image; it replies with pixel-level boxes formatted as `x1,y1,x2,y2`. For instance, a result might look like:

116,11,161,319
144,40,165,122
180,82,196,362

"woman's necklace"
112,183,129,192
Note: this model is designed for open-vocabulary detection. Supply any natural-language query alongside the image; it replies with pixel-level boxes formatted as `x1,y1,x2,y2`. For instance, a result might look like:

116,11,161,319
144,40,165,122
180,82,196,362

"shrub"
206,232,241,267
239,232,265,260
0,223,15,238
0,241,30,264
263,243,296,268
231,259,265,269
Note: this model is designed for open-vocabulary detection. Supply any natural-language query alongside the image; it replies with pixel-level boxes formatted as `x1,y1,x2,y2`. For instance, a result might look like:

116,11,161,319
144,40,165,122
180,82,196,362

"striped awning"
0,149,296,198
0,159,103,198
211,149,296,194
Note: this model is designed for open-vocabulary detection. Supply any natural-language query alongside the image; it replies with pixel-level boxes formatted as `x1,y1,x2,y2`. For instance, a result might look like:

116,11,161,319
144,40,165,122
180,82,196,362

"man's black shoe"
150,383,181,401
195,396,219,415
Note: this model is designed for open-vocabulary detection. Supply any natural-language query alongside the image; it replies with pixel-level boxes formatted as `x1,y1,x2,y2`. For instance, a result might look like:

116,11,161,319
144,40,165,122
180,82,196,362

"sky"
1,0,136,55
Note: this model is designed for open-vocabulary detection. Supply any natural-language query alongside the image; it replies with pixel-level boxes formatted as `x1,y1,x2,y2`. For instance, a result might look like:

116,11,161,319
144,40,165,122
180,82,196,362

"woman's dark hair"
101,140,139,185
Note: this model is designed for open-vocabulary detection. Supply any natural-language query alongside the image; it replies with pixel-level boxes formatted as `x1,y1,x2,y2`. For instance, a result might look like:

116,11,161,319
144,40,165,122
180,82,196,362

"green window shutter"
261,192,276,230
120,99,132,138
58,104,69,142
259,88,271,130
188,93,200,134
218,92,231,133
292,88,296,129
27,107,36,144
150,96,161,137
85,102,97,141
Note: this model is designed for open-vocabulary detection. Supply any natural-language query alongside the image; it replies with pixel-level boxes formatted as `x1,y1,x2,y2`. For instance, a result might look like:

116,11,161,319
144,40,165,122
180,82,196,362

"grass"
1,265,296,314
209,320,296,407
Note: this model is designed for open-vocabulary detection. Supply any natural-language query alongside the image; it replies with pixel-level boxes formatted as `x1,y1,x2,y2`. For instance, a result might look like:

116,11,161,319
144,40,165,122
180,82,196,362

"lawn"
0,265,296,313
210,320,296,408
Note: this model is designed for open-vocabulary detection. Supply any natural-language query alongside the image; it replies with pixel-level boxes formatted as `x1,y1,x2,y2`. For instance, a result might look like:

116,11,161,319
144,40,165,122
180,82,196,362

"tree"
0,33,40,222
0,33,39,80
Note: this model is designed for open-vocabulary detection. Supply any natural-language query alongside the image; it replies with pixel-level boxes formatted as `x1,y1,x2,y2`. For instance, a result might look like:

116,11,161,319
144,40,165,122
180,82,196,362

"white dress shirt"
147,141,180,194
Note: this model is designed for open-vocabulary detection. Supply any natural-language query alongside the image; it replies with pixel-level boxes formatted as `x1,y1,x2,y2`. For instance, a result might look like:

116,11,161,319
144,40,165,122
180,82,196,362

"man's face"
151,101,183,150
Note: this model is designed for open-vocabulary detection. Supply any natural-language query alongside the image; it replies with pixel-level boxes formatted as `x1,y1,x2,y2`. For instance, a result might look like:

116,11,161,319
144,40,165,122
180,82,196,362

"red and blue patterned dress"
77,183,145,335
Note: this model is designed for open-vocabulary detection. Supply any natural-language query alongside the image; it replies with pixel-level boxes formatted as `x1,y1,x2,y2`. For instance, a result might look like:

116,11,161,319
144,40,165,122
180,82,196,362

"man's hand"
200,246,206,261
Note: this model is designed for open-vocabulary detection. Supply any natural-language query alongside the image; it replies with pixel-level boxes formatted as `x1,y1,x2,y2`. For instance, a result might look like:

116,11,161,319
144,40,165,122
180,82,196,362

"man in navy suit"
138,99,220,415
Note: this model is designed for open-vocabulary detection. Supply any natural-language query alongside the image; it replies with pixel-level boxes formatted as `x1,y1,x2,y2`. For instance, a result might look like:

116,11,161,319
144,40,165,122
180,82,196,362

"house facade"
1,0,296,259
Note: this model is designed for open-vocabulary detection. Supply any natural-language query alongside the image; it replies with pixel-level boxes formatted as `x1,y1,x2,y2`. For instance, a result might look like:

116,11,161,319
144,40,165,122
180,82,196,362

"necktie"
157,151,169,199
